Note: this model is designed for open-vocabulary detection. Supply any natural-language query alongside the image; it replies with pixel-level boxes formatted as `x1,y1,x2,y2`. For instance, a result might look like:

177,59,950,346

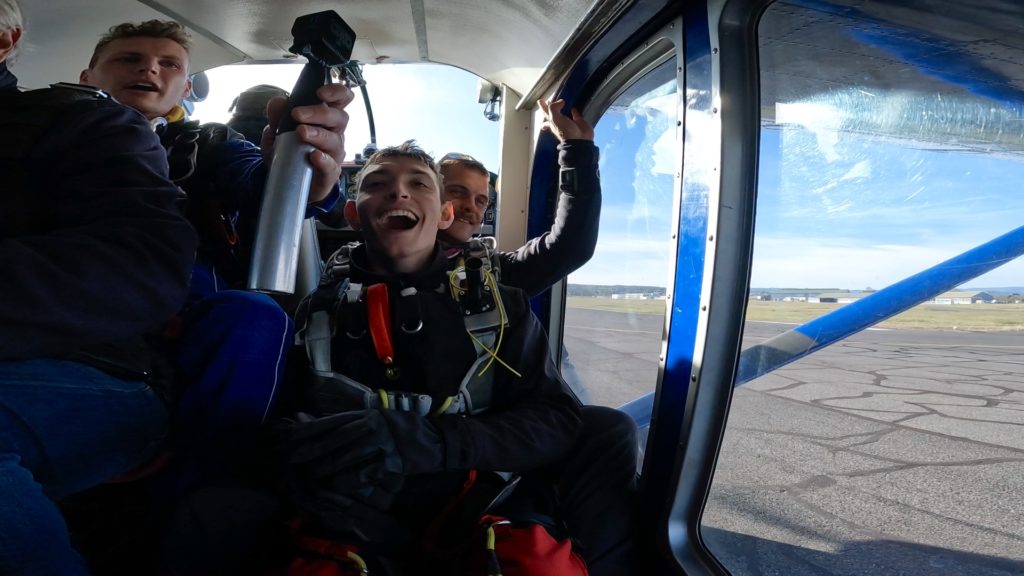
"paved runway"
562,307,1024,575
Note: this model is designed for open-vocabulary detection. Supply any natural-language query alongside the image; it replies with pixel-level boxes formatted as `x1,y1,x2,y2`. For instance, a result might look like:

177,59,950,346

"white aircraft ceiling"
14,0,597,92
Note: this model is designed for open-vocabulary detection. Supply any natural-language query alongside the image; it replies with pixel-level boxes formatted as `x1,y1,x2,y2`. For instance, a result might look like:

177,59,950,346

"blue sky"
567,88,679,288
571,88,1024,290
753,117,1024,289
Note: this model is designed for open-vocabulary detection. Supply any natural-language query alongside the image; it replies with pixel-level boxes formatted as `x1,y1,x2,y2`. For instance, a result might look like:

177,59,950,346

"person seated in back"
78,20,354,491
438,98,601,297
227,83,290,145
0,1,197,573
439,99,639,576
279,141,584,572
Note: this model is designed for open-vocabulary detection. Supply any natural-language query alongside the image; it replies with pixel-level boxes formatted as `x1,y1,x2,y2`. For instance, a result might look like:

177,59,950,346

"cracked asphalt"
564,309,1024,575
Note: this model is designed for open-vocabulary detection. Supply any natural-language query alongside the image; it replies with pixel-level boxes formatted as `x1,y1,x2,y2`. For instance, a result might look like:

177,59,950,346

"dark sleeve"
193,137,268,215
498,140,601,297
0,100,197,359
196,138,341,227
433,288,583,472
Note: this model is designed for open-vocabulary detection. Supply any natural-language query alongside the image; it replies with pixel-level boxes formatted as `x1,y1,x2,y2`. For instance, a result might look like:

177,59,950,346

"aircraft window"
703,1,1024,574
561,59,678,412
191,63,500,170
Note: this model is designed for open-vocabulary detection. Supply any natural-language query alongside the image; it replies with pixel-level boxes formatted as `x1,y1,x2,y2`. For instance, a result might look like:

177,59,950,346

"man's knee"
190,290,291,331
0,361,168,496
580,405,638,444
178,290,293,365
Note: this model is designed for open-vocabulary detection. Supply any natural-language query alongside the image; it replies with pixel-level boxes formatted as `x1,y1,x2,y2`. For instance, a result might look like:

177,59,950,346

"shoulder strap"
296,242,358,368
159,120,202,183
440,241,512,416
159,120,246,184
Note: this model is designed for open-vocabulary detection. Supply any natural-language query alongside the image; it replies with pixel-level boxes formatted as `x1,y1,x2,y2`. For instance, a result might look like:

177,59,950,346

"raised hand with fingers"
538,98,595,143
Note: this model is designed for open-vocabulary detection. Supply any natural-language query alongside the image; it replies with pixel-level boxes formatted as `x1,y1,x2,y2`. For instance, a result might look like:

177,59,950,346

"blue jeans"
0,359,167,576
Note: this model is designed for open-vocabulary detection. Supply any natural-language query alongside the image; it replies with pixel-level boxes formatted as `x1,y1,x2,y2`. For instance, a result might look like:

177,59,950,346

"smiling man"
344,147,455,273
438,98,602,298
277,141,582,571
440,101,641,576
0,2,197,573
438,153,492,243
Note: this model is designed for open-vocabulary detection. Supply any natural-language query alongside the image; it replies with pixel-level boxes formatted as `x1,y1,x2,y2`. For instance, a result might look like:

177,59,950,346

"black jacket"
497,140,601,297
0,64,197,362
309,243,582,474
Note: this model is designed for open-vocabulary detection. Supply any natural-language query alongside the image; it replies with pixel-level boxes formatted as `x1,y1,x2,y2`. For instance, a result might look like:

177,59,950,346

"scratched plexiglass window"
560,60,678,413
702,1,1024,575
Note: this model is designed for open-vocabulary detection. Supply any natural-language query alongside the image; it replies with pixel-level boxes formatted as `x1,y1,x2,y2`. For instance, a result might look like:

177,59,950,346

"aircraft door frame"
527,0,768,572
652,0,777,573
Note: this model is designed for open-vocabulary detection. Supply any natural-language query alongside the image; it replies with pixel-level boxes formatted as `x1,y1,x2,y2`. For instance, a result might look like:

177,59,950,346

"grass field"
566,297,1024,331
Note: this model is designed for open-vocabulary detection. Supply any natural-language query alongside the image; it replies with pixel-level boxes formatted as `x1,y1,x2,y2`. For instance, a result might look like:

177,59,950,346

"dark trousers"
558,405,640,576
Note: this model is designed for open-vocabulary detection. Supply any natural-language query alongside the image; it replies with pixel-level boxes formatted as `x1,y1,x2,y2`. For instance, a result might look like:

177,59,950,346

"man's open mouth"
127,83,160,92
379,209,419,230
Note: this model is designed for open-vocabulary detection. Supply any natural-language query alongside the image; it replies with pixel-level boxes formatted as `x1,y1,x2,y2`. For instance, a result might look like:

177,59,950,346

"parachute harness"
447,262,521,379
300,241,519,417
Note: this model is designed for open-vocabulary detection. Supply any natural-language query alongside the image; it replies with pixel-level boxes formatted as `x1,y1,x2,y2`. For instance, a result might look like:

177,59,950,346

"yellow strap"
467,330,521,377
486,525,497,551
486,524,502,576
346,550,369,573
432,396,454,417
164,104,187,123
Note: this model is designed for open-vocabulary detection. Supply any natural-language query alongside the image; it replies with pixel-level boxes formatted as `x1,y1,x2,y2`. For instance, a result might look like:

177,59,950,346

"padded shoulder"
0,83,115,158
0,82,112,113
198,121,245,145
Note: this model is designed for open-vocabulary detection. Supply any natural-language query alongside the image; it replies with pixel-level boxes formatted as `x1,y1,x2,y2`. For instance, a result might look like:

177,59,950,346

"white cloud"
776,101,844,163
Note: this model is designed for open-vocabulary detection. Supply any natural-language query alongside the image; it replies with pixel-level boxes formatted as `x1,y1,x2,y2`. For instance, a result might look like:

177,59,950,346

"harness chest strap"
299,250,504,416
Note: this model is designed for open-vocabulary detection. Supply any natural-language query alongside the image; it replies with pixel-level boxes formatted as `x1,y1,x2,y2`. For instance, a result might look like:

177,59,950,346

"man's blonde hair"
89,20,192,68
354,140,444,196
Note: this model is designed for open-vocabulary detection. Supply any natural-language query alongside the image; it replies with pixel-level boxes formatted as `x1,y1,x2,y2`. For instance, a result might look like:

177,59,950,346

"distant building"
932,291,993,305
611,293,649,300
808,291,864,304
751,288,841,302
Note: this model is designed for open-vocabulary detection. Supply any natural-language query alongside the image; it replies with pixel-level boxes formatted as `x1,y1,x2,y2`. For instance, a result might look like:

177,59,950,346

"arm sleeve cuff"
306,182,342,219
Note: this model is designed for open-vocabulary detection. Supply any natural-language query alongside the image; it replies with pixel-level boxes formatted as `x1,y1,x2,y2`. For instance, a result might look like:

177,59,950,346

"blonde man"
0,3,196,573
